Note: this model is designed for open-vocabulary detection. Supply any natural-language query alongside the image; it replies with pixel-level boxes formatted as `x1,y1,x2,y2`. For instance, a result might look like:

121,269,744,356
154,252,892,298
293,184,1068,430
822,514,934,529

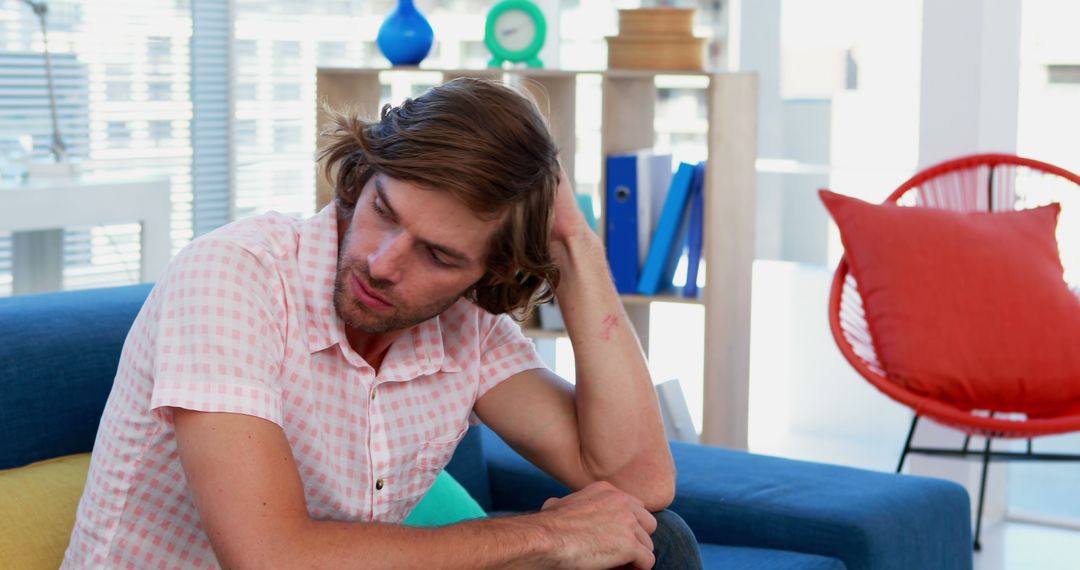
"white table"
0,176,171,295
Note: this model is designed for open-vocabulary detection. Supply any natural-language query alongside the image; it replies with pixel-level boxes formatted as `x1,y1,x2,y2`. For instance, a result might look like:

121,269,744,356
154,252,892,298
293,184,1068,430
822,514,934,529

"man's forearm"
550,230,676,510
259,480,656,570
275,514,554,570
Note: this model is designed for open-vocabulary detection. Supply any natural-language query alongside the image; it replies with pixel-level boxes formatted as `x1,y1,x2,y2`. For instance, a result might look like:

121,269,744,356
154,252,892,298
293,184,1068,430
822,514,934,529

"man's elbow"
582,448,676,511
620,458,676,512
641,470,676,512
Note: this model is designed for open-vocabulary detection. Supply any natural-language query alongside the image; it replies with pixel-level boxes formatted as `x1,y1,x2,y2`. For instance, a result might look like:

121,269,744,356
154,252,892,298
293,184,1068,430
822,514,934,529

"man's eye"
372,198,389,218
428,249,453,267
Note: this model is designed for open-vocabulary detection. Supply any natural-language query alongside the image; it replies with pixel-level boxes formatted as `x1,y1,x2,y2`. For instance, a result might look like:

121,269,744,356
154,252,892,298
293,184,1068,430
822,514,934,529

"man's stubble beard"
333,259,469,334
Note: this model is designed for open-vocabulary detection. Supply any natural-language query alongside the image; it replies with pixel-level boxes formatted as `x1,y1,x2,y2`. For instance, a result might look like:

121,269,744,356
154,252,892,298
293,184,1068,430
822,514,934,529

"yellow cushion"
0,453,91,570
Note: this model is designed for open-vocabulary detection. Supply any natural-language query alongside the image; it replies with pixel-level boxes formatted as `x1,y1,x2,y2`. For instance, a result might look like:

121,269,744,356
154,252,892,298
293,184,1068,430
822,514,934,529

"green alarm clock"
484,0,546,68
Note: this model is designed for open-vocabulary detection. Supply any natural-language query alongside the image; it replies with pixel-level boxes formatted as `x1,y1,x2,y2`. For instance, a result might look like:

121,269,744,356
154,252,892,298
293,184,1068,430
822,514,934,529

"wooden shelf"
620,294,705,306
314,67,757,449
316,66,730,79
521,328,569,340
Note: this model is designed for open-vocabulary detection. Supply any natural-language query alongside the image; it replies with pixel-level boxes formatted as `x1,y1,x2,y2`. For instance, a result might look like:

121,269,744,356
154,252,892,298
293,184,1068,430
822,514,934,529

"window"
272,40,301,67
271,82,301,101
227,0,521,220
105,80,132,101
272,122,301,153
235,119,258,149
2,0,549,296
148,81,172,101
0,1,192,295
235,39,258,67
317,41,348,66
148,120,172,145
147,36,172,69
232,1,381,218
236,82,257,100
106,121,132,147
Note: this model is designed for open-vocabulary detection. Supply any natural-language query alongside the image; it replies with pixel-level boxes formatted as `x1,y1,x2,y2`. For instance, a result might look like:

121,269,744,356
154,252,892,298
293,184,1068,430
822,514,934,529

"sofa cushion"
404,470,487,527
700,544,846,569
820,190,1080,414
0,453,90,569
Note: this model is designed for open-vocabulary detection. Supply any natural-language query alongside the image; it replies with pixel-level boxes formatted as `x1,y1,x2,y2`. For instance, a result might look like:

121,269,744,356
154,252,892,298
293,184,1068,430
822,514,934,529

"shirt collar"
379,315,463,381
297,204,462,376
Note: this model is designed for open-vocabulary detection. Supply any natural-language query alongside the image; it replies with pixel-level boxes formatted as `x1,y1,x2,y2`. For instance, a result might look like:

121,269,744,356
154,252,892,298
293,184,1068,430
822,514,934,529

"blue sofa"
0,284,974,569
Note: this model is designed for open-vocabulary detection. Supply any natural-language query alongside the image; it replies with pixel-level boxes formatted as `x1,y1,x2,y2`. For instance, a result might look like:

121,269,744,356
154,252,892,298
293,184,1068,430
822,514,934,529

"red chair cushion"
820,190,1080,415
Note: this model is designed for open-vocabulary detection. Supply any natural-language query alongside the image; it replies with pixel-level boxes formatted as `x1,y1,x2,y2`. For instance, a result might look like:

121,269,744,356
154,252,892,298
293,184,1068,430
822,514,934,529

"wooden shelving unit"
314,67,757,449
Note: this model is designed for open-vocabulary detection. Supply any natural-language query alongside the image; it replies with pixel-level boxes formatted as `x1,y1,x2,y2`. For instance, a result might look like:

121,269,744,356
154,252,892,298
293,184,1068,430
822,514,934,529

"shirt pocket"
415,427,467,472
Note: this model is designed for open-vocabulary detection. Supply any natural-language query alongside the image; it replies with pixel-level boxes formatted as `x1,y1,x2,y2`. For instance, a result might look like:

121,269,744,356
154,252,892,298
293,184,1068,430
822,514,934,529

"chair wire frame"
828,154,1080,550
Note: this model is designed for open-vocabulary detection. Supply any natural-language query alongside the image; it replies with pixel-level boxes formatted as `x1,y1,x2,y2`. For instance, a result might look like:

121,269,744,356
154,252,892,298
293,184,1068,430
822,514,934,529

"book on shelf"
682,161,706,298
640,152,674,263
656,378,700,444
658,161,704,297
604,150,673,294
604,154,639,293
636,161,696,296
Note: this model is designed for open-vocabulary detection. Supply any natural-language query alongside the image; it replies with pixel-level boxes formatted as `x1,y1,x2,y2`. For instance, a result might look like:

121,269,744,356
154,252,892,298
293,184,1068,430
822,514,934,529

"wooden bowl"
618,8,695,38
606,35,706,70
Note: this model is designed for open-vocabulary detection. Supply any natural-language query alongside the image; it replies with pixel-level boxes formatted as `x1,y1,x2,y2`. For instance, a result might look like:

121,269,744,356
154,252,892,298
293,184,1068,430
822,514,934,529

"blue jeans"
652,509,703,569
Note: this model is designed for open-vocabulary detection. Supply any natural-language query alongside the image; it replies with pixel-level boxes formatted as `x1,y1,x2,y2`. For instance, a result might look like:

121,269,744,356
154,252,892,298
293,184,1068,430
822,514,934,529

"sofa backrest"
0,284,496,509
445,428,494,510
0,284,153,470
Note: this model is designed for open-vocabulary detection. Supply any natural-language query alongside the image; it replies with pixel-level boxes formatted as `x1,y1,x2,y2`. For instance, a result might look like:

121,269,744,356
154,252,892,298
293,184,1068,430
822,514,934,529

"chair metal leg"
897,415,920,473
973,437,993,551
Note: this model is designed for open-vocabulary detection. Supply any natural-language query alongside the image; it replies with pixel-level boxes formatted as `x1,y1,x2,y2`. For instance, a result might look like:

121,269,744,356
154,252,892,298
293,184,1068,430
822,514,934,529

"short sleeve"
473,312,547,409
147,236,286,426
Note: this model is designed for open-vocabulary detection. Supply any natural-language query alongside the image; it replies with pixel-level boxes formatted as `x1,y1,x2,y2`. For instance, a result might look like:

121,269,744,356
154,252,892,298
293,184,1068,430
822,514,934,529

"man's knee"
652,509,703,569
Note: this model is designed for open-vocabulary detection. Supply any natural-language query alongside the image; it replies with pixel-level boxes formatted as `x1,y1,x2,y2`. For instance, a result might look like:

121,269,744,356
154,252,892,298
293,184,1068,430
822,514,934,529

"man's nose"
367,232,408,284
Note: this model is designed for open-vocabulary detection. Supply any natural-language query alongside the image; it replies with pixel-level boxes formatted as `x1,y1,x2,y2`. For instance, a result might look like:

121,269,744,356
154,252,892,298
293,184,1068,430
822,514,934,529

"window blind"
191,0,232,237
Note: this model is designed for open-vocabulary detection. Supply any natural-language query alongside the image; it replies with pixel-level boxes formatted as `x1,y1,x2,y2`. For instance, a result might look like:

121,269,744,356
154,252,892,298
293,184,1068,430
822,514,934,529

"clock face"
493,9,537,53
485,0,546,65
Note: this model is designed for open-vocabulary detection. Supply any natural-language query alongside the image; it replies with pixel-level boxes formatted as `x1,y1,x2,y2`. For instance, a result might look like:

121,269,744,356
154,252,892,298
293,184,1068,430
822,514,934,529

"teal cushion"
403,470,487,527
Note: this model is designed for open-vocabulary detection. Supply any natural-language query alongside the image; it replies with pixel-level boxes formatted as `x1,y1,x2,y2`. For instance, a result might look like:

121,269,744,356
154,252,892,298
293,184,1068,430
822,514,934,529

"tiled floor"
973,521,1080,570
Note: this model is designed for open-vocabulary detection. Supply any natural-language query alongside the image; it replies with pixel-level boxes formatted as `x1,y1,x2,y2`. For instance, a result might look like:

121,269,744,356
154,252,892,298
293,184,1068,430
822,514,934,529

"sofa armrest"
481,428,972,570
668,441,972,570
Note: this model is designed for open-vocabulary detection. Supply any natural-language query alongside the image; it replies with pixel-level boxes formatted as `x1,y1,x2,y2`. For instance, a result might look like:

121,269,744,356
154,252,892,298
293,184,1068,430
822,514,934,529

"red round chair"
827,153,1080,550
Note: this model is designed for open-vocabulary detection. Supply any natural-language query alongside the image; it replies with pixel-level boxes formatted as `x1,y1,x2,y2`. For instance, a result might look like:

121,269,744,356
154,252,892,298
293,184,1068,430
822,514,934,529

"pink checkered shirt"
62,205,545,569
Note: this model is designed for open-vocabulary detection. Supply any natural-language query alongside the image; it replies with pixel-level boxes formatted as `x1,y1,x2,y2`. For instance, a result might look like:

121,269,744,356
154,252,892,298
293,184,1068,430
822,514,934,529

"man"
63,78,702,569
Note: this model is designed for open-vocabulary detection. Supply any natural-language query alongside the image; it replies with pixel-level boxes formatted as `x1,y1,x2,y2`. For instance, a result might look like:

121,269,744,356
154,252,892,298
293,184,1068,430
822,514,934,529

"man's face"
334,174,502,334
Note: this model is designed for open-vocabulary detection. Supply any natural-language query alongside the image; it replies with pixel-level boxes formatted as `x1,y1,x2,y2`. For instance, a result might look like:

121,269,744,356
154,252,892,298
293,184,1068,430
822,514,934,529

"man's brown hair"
319,78,561,316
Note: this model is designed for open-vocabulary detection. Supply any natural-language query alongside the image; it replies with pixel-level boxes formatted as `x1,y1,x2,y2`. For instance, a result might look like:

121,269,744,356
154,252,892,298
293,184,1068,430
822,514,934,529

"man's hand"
532,481,658,570
549,164,589,246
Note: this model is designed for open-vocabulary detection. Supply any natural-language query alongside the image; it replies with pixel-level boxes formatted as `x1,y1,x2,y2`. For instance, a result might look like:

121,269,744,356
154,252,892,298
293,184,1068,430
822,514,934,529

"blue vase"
376,0,434,66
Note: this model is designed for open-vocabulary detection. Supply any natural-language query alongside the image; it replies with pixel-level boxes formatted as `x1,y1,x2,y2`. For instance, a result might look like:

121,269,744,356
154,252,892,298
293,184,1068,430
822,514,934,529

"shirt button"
375,478,385,491
371,387,377,401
